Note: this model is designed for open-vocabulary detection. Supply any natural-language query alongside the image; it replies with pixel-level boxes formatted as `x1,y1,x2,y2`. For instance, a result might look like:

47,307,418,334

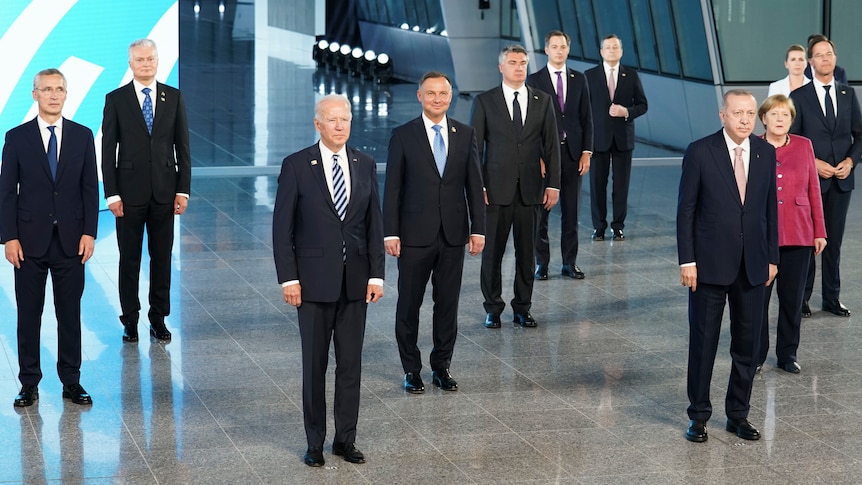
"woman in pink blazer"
757,94,827,374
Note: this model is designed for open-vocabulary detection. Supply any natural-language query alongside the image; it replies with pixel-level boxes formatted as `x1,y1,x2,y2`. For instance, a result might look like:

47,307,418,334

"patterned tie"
331,154,347,220
142,87,154,135
733,146,746,204
512,91,523,136
608,68,616,101
823,85,836,130
555,70,566,140
432,124,446,175
47,125,58,180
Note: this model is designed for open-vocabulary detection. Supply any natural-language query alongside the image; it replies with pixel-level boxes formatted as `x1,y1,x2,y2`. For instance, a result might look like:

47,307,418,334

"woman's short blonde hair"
758,94,797,124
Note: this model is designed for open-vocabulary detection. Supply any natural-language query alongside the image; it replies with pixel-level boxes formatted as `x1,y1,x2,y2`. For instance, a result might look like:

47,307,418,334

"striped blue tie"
332,154,347,220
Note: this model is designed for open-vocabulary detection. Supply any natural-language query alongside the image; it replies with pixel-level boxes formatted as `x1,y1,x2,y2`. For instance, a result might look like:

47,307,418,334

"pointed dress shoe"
823,301,851,317
513,312,537,327
431,368,458,391
685,419,707,442
801,300,812,318
62,383,93,405
534,264,549,280
591,230,605,241
561,264,585,279
726,418,760,440
14,385,38,407
303,446,324,467
484,313,501,329
332,442,365,464
612,229,625,241
404,372,425,394
778,361,801,374
150,320,172,340
122,320,139,342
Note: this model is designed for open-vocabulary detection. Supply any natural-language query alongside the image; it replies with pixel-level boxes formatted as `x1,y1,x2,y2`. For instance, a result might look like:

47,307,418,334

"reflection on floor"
3,4,862,485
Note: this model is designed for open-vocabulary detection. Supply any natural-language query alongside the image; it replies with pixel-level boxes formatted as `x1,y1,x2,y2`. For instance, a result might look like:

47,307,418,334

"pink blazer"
774,134,827,246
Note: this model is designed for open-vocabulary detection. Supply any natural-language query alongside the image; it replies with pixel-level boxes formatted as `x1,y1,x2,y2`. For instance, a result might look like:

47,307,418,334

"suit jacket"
383,116,485,246
677,130,779,286
1,118,98,258
789,81,862,193
774,134,827,246
273,143,385,302
527,66,594,159
584,64,647,152
470,85,561,206
101,81,191,205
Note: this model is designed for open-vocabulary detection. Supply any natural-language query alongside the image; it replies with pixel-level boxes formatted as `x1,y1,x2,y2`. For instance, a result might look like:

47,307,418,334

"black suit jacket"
527,66,593,158
584,64,647,152
383,116,485,245
789,81,862,193
677,130,779,286
273,143,385,302
1,118,98,257
101,81,191,205
470,85,560,205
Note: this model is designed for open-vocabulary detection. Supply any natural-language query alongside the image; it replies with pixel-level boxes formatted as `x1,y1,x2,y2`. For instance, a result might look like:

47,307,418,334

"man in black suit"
790,37,862,317
678,90,778,443
471,44,560,329
585,34,648,241
102,38,191,343
528,31,593,281
384,72,485,394
273,94,385,467
803,34,848,85
1,68,98,407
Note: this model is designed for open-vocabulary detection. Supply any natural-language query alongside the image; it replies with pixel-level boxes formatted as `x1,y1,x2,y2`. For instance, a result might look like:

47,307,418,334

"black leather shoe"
62,383,93,405
685,420,707,442
404,372,425,394
303,446,324,467
591,230,605,241
801,300,812,318
726,418,760,440
823,301,851,317
612,229,625,241
513,312,537,327
122,321,138,343
755,364,763,374
561,264,585,279
431,369,458,391
534,264,549,280
778,361,801,374
484,313,501,329
332,442,365,464
14,385,38,407
150,320,172,340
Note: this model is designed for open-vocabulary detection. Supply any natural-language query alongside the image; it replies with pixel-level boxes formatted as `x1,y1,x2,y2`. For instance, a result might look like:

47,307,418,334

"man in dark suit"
102,38,191,343
1,68,98,407
384,72,485,394
790,37,862,317
585,34,648,241
273,94,385,467
528,30,593,281
678,90,778,443
803,34,848,85
471,44,560,329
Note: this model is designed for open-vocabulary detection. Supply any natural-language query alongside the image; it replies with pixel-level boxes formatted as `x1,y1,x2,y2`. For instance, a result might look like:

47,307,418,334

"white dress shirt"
37,116,62,160
501,83,527,126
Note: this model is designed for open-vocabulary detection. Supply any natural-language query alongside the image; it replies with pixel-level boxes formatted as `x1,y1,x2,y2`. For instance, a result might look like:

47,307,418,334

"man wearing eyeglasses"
1,68,99,407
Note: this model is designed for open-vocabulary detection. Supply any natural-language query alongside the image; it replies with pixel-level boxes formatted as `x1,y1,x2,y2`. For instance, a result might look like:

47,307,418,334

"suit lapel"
344,147,361,220
710,132,743,207
836,84,851,130
523,86,543,131
307,145,338,216
122,82,150,134
491,87,519,138
409,117,440,177
55,118,69,181
27,118,53,180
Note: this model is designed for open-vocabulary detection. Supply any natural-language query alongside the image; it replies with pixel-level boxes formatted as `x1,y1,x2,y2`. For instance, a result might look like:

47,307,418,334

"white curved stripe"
21,56,104,123
0,0,78,114
117,2,180,87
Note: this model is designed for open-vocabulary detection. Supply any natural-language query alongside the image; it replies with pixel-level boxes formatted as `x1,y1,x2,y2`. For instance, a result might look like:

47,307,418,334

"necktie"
47,125,58,180
608,68,616,101
733,146,746,204
331,154,347,220
555,71,565,109
512,91,523,136
142,87,154,134
432,124,446,175
823,85,836,129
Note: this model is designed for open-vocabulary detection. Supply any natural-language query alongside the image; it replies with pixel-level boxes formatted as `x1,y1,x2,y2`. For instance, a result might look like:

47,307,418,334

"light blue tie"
432,124,446,175
142,87,153,134
47,126,58,180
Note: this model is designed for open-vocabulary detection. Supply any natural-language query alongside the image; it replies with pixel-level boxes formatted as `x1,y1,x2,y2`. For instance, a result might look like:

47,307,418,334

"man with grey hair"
273,94,385,467
102,38,191,343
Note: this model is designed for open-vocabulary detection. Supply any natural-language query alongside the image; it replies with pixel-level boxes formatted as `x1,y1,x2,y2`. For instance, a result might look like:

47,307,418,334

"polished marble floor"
3,4,862,485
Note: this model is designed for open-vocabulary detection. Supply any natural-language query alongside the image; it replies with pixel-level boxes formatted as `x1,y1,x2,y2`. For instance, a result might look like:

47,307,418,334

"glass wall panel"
670,0,711,81
629,0,658,72
592,0,638,68
530,2,562,52
502,0,521,40
650,0,680,75
558,1,583,58
574,0,599,60
830,0,861,81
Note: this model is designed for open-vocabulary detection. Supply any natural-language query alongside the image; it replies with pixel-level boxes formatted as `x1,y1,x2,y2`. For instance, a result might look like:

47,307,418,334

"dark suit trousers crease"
395,229,464,373
687,263,764,421
297,275,367,447
804,183,851,304
760,246,810,365
481,192,539,315
16,228,84,386
536,145,582,266
590,148,632,232
116,198,175,322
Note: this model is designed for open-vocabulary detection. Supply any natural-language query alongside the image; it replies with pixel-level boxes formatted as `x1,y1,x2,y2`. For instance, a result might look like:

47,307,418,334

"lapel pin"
621,73,627,77
160,91,166,101
311,159,318,166
842,90,847,95
533,95,539,100
352,158,358,162
451,126,457,133
569,73,575,78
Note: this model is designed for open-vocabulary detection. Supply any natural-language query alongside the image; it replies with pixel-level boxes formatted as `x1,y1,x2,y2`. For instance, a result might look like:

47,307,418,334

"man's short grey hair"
498,44,529,65
722,89,755,109
33,68,66,90
315,94,352,121
128,38,159,61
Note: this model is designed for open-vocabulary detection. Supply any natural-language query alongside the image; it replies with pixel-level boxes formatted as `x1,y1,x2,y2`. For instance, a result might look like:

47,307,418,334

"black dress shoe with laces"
122,320,138,343
332,442,365,464
591,230,605,241
778,361,801,374
431,369,458,391
561,264,585,279
823,301,851,317
150,320,172,340
612,229,625,241
513,312,537,327
484,313,501,329
62,383,93,405
685,419,707,442
14,385,38,407
404,372,425,394
801,300,812,318
303,446,324,467
534,264,549,280
726,418,760,440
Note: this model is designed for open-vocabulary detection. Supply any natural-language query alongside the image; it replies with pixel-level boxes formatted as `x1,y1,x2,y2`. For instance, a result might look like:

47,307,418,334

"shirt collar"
318,141,346,163
133,79,157,93
722,129,750,152
422,113,447,131
37,116,62,131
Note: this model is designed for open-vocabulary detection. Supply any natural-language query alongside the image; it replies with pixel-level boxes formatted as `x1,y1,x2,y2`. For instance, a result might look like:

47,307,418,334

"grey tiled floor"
3,3,862,484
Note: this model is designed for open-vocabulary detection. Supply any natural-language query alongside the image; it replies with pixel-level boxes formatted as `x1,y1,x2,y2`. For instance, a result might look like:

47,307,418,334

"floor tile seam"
187,128,255,164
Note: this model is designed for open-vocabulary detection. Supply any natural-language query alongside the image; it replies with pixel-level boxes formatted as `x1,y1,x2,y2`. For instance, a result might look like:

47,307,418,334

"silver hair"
128,38,159,61
314,94,352,121
498,44,529,65
33,68,66,90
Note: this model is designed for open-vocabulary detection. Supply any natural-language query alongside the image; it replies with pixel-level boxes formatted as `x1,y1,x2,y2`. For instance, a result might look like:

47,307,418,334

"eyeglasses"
35,87,66,94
